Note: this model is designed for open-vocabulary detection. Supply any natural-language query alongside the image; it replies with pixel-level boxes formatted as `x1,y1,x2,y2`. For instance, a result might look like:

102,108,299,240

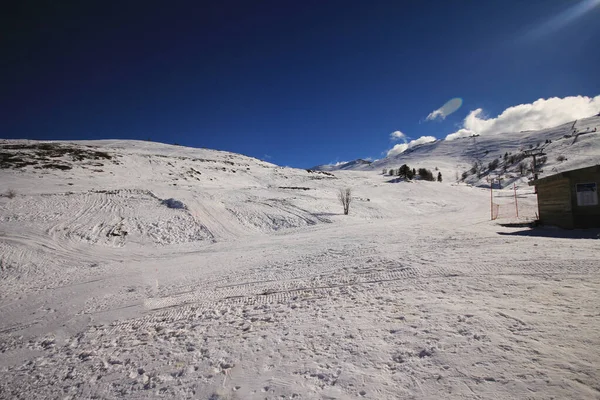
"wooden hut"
529,165,600,229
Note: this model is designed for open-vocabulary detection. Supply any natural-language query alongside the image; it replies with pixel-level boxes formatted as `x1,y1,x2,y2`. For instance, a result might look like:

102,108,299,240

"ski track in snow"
0,138,599,399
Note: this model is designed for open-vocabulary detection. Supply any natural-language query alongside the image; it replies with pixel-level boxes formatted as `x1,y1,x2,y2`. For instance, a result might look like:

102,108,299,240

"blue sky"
3,1,600,167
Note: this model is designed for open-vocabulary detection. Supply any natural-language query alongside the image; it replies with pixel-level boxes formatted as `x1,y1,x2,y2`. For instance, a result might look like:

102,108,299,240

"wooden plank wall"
537,177,573,229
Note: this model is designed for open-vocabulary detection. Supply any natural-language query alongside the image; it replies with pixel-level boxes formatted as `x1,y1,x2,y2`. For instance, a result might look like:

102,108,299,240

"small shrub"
3,189,16,199
556,155,566,162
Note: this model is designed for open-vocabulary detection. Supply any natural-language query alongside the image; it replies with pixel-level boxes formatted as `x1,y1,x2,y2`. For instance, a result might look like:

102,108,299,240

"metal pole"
514,183,519,218
490,181,493,220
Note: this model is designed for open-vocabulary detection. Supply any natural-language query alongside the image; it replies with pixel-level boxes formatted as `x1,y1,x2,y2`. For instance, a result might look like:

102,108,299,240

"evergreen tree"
418,168,435,181
437,172,442,182
399,164,412,179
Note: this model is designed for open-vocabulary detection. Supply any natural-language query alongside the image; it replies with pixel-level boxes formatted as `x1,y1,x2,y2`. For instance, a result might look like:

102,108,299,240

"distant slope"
312,158,373,171
314,115,600,187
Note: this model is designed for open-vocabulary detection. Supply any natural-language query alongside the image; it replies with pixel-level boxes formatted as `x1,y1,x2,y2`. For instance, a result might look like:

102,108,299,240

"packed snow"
1,136,599,399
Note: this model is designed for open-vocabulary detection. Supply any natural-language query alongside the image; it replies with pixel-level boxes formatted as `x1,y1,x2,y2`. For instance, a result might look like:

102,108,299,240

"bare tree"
338,188,352,215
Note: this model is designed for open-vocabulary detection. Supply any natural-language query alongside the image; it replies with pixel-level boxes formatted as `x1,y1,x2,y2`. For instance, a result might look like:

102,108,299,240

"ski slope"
1,139,599,399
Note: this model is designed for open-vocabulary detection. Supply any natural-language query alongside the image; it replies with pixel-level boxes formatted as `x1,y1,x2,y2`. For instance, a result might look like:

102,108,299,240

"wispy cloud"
389,130,407,141
328,160,348,166
426,98,463,121
387,136,436,157
445,95,600,141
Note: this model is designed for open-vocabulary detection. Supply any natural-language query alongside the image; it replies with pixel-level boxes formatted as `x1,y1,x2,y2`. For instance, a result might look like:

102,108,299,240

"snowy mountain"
311,158,373,171
314,115,600,187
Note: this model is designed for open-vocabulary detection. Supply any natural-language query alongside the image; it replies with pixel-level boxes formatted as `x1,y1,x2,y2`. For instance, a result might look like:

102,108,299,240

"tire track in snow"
151,244,380,297
143,265,422,312
103,257,600,335
108,287,347,334
146,248,399,308
143,257,599,315
446,260,599,277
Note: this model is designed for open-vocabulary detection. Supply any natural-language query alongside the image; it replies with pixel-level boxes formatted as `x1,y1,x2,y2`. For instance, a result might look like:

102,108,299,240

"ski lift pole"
490,180,493,220
513,183,519,218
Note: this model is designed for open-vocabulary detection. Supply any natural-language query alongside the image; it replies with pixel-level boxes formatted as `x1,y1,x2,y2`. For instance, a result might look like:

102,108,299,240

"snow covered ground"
1,139,599,399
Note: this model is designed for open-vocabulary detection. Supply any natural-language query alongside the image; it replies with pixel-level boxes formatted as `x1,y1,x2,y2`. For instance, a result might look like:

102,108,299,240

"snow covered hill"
0,140,354,245
1,138,599,399
314,115,600,188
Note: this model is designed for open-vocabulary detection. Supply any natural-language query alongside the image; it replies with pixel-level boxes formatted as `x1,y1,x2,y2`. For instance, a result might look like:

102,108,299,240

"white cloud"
389,130,407,140
426,109,444,121
445,95,600,141
410,135,437,147
445,128,475,141
387,143,409,156
426,98,463,121
387,136,436,157
331,160,348,166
